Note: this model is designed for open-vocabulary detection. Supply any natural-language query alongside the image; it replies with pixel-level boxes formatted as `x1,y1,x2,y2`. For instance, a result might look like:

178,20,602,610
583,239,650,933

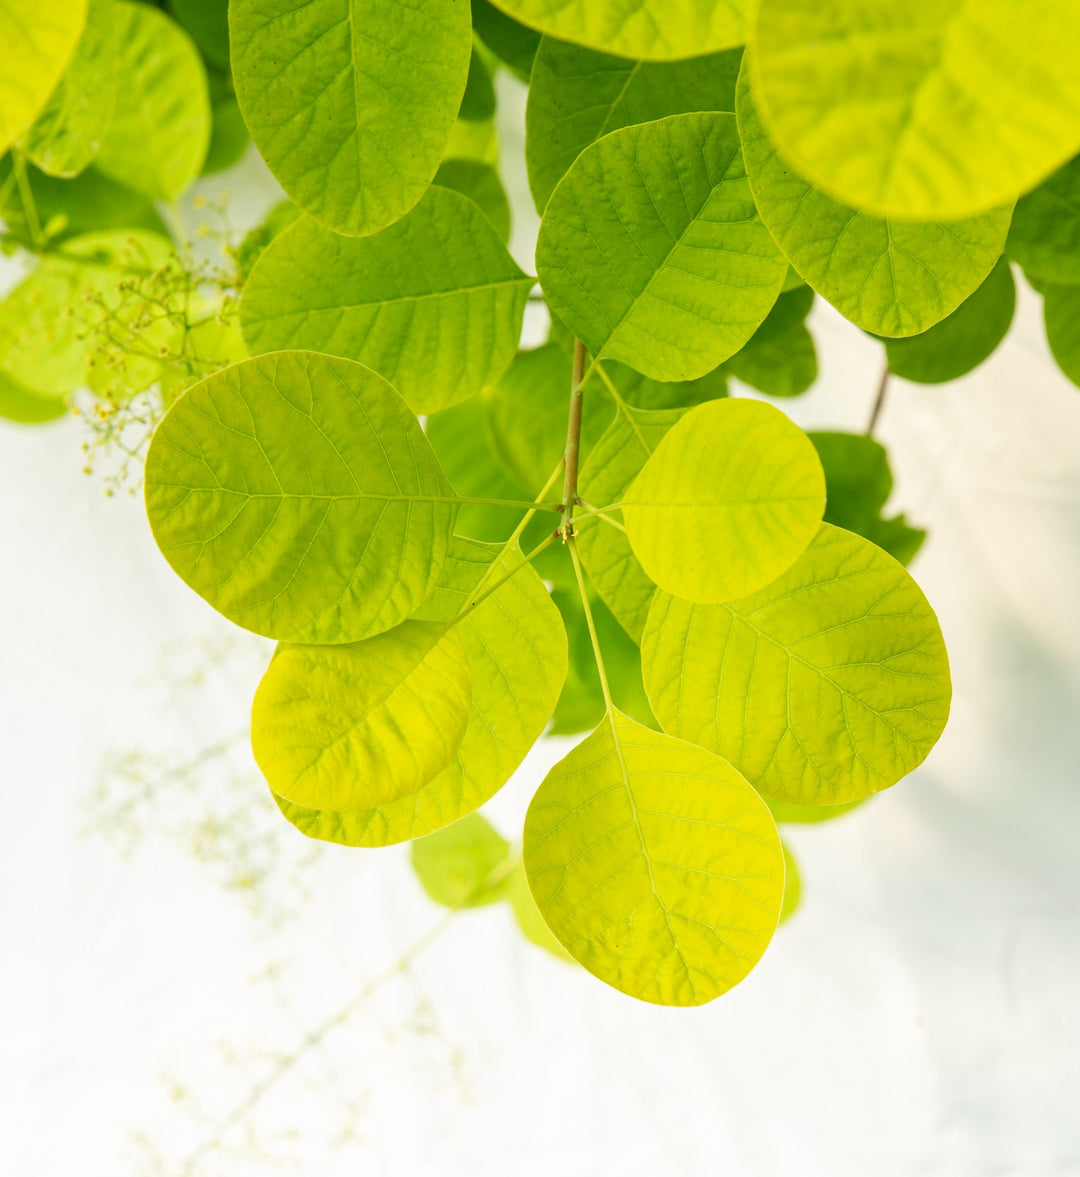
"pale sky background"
2,77,1079,1177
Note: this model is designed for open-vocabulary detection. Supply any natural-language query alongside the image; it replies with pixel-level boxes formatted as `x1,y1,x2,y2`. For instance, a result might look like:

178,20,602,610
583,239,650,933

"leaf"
144,350,457,644
459,47,496,123
411,814,512,909
577,402,684,639
526,38,742,211
230,0,471,237
434,158,511,243
779,842,801,923
624,398,825,604
750,0,1080,220
725,285,817,397
508,860,574,960
523,709,784,1006
472,0,540,82
239,187,532,414
274,538,568,847
253,620,473,812
809,431,925,566
641,523,952,806
768,797,864,825
169,0,229,70
0,0,87,155
537,113,788,382
234,201,301,283
20,0,117,178
585,360,727,412
1044,283,1080,389
201,74,249,175
1007,155,1080,286
736,64,1012,338
95,1,210,201
488,0,751,62
0,369,67,424
885,259,1016,385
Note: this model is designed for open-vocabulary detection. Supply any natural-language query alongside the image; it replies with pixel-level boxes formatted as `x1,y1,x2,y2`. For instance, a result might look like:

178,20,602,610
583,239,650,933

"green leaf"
624,398,825,604
1007,156,1080,286
434,158,511,244
459,47,496,123
577,402,684,639
472,0,540,82
169,0,229,70
537,113,788,381
0,0,87,154
201,76,249,175
809,431,926,566
779,842,801,923
0,369,67,424
523,709,784,1006
20,0,117,178
736,65,1012,338
1044,283,1080,389
885,259,1016,385
95,1,210,201
585,361,727,412
508,859,574,961
641,523,952,806
725,285,817,397
526,38,742,211
274,538,568,847
768,797,864,825
239,187,532,414
230,0,471,237
411,814,512,909
234,201,301,283
144,351,457,644
750,0,1080,220
253,621,473,812
489,0,751,62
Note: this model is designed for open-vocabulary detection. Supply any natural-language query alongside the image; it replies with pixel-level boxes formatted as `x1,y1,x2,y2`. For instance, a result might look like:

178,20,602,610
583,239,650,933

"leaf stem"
567,541,614,712
866,363,890,437
561,339,589,515
11,152,43,250
452,529,559,624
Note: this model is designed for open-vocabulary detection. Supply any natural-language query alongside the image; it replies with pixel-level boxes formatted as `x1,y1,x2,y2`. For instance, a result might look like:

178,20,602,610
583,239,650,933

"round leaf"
725,285,817,396
523,710,784,1006
736,65,1011,337
641,524,952,806
434,158,511,243
252,621,472,812
230,0,471,236
488,0,750,62
239,187,532,414
1044,283,1080,389
885,258,1016,385
623,398,825,603
0,370,67,424
750,0,1080,220
144,351,457,644
526,38,742,211
0,0,87,154
1007,155,1080,286
536,112,788,382
275,539,568,847
410,814,511,909
95,1,210,201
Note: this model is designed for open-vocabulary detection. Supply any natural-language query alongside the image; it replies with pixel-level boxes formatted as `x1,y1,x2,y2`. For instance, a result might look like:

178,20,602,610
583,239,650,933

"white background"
2,79,1079,1177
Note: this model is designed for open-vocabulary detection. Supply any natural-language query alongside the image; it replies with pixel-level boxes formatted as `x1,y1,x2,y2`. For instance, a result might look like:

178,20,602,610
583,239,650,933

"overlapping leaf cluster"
3,0,1078,1005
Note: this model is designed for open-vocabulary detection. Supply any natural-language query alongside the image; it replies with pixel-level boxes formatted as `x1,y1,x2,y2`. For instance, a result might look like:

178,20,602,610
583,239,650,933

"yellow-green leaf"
252,621,472,812
0,0,87,154
524,710,784,1006
750,0,1080,220
410,814,512,909
623,398,825,603
641,524,952,805
144,351,457,644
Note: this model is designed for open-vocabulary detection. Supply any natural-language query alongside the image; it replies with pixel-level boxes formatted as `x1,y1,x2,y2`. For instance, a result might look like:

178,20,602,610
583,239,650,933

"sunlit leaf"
20,0,117,178
641,524,952,805
411,814,512,909
750,0,1080,220
230,0,471,236
239,187,532,414
253,621,473,812
0,0,87,155
768,797,864,825
274,538,568,846
885,259,1016,385
536,113,788,381
736,64,1011,337
725,285,816,397
489,0,751,62
526,38,742,210
1007,156,1080,286
524,710,784,1006
779,842,801,923
95,1,209,201
624,398,825,603
144,351,457,644
508,859,574,961
434,158,511,243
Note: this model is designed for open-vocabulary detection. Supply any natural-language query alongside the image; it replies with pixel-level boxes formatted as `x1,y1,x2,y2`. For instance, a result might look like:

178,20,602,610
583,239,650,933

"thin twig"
866,364,890,437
